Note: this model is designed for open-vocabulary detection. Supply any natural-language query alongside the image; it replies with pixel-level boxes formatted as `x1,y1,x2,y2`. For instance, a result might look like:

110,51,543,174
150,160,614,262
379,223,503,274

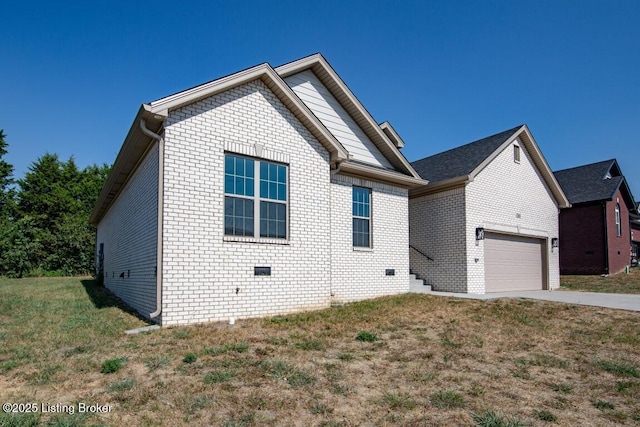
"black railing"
409,245,434,261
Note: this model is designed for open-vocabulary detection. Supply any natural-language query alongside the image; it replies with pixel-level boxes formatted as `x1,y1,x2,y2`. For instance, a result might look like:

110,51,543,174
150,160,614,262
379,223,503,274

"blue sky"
2,0,639,199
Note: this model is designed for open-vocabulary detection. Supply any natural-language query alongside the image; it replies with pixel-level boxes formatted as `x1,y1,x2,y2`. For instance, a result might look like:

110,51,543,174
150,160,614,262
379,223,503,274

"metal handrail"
409,244,434,261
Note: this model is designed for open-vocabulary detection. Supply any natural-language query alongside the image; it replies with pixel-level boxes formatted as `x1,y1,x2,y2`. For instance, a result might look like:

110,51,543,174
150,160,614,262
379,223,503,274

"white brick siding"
466,138,560,292
408,138,560,294
330,175,410,303
97,78,414,325
96,143,158,318
160,80,334,326
409,188,467,292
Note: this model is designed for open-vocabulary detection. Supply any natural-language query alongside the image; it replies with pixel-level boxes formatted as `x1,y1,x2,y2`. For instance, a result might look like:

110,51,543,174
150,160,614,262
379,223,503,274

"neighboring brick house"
409,125,569,293
632,203,639,264
554,160,637,275
90,54,426,326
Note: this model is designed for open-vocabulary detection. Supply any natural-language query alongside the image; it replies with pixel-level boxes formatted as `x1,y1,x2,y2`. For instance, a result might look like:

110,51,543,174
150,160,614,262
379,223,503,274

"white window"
224,153,287,239
514,145,521,163
615,203,621,237
352,187,371,247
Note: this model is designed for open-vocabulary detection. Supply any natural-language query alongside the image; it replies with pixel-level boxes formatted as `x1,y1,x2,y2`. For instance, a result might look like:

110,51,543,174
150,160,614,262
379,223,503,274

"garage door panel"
485,233,544,292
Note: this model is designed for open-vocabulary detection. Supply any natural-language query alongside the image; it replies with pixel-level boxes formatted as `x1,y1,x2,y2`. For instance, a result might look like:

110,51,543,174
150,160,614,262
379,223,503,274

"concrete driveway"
418,289,640,312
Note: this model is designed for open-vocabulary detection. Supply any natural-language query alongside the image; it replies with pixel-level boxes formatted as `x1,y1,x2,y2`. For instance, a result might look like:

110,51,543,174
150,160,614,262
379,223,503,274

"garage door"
484,233,545,292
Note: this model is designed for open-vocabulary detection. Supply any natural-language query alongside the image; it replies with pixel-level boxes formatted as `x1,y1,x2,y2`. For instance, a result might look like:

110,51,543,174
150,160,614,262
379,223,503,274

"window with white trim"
514,144,521,163
224,153,287,239
352,187,371,247
615,203,621,237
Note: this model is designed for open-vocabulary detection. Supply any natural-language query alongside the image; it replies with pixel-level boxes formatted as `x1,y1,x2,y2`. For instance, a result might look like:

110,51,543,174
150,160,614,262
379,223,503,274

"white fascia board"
408,175,469,199
469,125,570,209
148,63,348,162
339,161,427,188
380,121,405,148
148,64,272,113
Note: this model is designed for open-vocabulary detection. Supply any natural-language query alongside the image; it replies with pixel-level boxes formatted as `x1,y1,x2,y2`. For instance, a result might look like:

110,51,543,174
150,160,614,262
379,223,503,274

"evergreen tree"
0,130,15,219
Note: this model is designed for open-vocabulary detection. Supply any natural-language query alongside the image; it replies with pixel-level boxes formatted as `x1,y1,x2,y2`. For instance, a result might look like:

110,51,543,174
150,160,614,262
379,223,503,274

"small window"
353,187,371,247
615,203,621,236
514,145,521,163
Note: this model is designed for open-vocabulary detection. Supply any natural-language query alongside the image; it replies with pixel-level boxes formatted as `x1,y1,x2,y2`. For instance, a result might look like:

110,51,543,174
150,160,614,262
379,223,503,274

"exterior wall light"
551,238,559,248
475,227,485,241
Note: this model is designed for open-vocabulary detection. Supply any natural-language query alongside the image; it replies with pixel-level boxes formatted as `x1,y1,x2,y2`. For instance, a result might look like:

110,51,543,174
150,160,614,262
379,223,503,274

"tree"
0,129,15,219
0,153,112,277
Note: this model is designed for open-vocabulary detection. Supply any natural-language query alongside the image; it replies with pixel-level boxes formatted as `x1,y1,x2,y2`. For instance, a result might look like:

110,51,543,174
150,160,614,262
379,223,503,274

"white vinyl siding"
284,70,394,169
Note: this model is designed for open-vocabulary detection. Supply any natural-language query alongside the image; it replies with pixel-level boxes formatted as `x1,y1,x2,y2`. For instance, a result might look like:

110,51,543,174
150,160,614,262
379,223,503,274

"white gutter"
140,119,164,320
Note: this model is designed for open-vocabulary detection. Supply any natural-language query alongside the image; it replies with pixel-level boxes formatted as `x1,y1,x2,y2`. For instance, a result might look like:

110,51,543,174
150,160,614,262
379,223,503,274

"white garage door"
484,233,545,292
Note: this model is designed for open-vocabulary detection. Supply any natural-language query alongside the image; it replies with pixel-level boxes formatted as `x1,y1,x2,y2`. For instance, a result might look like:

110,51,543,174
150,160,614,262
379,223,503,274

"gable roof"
411,125,522,183
553,159,636,208
91,54,425,225
409,125,570,208
275,54,421,180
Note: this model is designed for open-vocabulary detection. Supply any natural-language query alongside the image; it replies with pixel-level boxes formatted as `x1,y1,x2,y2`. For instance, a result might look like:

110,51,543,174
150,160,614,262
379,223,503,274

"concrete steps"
409,272,432,293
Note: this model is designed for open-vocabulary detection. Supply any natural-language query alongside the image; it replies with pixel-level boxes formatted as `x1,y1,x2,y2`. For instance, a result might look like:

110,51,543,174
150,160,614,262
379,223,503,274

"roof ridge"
411,124,523,164
554,158,617,174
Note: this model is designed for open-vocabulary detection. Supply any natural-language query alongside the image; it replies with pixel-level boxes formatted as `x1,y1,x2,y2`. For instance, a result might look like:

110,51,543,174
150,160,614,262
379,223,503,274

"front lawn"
560,267,640,294
1,277,639,426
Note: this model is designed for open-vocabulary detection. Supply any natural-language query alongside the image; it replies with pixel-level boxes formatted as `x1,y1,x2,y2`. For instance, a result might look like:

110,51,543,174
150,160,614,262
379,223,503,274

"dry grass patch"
560,267,640,293
1,277,640,425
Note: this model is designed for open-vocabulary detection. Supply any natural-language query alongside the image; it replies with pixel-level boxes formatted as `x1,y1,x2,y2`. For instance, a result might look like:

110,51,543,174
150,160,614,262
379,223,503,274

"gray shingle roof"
553,159,624,205
410,125,523,183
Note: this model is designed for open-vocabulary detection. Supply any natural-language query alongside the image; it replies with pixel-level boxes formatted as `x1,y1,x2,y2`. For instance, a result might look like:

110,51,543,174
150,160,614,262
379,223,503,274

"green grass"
430,389,465,409
594,359,639,377
355,331,378,342
472,410,527,427
2,276,640,426
560,268,640,294
100,357,126,374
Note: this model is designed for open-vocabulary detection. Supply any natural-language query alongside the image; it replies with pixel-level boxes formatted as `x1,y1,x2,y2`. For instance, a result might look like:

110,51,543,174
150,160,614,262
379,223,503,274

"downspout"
603,201,609,274
329,157,347,300
140,119,164,320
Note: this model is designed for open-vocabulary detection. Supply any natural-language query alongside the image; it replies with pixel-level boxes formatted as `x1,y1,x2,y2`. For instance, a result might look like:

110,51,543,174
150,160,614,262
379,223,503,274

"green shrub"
183,353,197,363
101,357,125,374
355,331,378,342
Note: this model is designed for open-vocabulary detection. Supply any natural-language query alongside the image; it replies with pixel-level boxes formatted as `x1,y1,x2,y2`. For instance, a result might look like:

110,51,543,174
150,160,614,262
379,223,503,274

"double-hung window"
615,203,621,237
352,187,371,247
224,153,287,239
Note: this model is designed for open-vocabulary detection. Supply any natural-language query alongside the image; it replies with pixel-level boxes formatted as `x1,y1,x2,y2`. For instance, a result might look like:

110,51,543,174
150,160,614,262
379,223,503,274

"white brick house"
409,125,569,293
90,54,426,326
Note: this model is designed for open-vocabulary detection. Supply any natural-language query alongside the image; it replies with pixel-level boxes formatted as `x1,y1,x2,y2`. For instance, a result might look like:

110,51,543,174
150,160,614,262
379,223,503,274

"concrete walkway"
415,289,640,312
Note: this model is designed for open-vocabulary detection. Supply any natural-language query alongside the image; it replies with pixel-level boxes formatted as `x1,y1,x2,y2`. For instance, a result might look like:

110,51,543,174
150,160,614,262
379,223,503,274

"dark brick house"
554,159,637,275
632,202,640,264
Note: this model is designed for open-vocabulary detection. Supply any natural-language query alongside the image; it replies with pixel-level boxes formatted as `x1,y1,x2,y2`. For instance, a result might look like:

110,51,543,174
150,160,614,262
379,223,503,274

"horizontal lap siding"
284,70,393,169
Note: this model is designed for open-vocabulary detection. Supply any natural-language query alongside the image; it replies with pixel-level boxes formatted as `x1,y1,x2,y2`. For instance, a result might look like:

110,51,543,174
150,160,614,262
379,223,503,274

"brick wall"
559,203,607,275
330,175,410,303
96,143,159,319
408,188,467,292
160,80,334,325
606,189,632,274
466,138,560,292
